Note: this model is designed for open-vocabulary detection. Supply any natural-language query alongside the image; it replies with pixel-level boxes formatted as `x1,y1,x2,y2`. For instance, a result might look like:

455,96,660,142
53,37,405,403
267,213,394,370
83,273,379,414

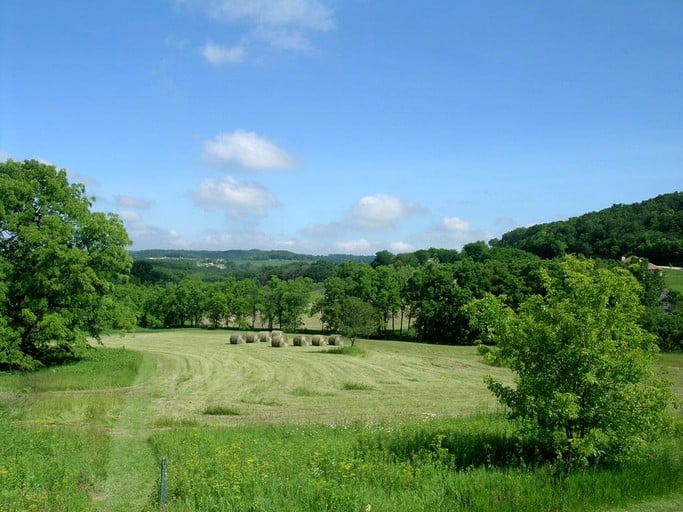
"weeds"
203,405,241,416
145,417,683,512
343,381,373,391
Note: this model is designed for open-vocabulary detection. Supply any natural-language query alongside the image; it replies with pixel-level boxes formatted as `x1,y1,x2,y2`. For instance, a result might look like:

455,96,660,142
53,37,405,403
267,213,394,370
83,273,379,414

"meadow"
662,267,683,294
0,331,682,511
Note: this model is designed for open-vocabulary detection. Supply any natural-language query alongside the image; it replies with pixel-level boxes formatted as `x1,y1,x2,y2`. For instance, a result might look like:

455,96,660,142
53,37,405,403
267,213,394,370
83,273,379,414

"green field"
662,268,683,294
1,331,683,511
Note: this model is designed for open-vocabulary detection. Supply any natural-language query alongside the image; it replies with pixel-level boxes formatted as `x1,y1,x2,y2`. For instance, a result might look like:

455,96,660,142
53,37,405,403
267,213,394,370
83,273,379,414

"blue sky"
2,1,681,255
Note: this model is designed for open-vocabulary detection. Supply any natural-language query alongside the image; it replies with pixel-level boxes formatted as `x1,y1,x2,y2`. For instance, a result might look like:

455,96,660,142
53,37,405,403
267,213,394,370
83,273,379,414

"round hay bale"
245,333,258,343
258,331,271,343
328,334,343,346
293,335,309,347
271,333,288,347
229,334,245,345
311,334,326,346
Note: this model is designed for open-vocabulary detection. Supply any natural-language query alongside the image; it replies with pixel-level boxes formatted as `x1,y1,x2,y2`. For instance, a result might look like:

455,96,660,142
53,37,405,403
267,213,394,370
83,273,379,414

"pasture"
1,330,682,511
662,267,683,294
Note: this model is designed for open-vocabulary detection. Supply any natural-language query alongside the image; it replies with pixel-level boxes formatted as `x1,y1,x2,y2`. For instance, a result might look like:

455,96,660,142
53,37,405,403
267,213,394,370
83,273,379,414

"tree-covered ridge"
130,249,374,264
491,192,683,265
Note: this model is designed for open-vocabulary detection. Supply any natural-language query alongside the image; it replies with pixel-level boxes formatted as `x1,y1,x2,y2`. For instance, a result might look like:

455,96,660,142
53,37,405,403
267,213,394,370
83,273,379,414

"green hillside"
492,192,683,265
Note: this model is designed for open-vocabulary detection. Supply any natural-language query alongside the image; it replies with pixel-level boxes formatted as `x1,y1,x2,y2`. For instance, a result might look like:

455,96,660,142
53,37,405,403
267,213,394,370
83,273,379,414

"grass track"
95,354,157,512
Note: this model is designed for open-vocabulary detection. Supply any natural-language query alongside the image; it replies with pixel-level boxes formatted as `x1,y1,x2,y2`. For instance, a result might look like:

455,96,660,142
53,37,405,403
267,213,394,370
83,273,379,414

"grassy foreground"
0,331,682,511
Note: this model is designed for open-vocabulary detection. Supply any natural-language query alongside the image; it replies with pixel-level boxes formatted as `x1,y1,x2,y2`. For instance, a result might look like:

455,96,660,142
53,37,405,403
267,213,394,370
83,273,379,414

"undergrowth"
146,416,683,512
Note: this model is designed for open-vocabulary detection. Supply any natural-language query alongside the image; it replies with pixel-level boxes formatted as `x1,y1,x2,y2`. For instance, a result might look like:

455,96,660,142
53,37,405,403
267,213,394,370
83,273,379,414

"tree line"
2,160,682,371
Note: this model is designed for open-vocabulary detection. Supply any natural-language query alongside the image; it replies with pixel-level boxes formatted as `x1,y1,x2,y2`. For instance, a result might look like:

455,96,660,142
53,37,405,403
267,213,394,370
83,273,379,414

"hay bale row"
229,331,343,348
293,335,309,347
229,334,245,345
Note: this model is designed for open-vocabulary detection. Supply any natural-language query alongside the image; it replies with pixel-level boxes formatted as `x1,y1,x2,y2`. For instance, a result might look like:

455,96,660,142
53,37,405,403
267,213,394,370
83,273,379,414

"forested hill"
129,249,374,264
491,192,683,265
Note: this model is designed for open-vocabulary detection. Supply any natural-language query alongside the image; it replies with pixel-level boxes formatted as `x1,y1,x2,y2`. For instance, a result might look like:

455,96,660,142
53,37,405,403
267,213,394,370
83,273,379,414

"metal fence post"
160,456,168,508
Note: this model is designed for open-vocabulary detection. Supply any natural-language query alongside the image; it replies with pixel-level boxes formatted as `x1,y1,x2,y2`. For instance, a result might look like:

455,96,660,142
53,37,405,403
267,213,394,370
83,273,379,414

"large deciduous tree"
467,256,675,466
0,160,132,369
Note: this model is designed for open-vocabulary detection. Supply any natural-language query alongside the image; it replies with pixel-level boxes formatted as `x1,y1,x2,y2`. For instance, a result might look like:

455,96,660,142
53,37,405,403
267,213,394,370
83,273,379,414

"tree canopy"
0,160,132,369
492,192,683,265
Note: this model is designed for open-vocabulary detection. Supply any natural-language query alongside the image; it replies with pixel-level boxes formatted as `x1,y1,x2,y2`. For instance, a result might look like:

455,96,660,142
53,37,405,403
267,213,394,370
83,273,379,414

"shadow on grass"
322,346,367,357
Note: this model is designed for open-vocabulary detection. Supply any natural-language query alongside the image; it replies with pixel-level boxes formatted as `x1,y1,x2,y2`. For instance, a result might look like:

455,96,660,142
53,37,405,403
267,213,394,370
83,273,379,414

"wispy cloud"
115,195,154,209
120,212,188,249
203,130,296,170
418,216,494,248
205,0,334,31
189,0,335,64
190,176,278,218
200,40,246,65
298,221,344,238
335,238,372,254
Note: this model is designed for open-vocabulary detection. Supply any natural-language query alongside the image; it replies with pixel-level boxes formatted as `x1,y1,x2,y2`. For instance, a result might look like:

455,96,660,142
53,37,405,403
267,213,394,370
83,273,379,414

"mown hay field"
102,330,512,426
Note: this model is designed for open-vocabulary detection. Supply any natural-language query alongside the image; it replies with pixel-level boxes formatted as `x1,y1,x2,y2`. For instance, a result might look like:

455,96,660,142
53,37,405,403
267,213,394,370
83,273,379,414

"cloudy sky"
2,1,681,255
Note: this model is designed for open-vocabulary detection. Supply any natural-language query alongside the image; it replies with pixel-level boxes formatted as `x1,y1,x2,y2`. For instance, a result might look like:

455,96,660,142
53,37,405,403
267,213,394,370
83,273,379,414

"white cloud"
203,130,296,170
206,0,335,31
442,216,471,235
335,238,372,255
200,41,246,65
389,241,415,253
418,216,495,248
350,194,424,230
116,195,153,209
190,176,278,218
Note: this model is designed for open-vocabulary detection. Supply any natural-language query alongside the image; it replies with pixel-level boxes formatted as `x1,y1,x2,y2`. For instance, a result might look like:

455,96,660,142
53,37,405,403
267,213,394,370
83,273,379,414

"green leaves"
469,256,676,466
0,160,132,368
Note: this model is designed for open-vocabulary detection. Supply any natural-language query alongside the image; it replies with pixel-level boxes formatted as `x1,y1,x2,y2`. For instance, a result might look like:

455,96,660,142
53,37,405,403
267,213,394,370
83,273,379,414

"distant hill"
491,192,683,265
129,249,374,265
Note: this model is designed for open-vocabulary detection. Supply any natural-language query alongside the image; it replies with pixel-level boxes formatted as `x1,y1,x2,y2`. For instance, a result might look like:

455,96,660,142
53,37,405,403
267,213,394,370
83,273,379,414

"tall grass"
146,416,683,512
0,347,144,512
0,406,110,511
0,346,143,392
